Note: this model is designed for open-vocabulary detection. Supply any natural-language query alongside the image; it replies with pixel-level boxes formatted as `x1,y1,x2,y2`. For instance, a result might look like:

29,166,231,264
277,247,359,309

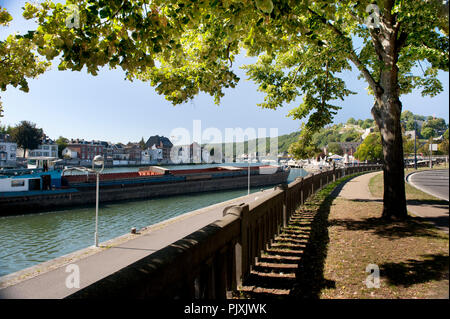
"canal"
0,166,308,277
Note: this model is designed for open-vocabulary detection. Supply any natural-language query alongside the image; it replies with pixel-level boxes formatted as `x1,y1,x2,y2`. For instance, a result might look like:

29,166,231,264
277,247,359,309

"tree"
421,126,436,139
0,7,50,116
401,110,414,122
340,129,361,142
1,1,448,220
355,133,383,162
439,128,449,154
289,125,322,159
405,118,416,131
0,124,12,135
10,121,44,157
421,117,448,136
327,142,344,156
402,135,415,155
55,136,69,157
346,117,356,125
361,118,374,129
139,137,146,149
438,139,448,154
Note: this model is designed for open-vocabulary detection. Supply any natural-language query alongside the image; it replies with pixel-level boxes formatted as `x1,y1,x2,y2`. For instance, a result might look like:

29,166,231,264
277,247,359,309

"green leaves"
0,0,448,124
354,133,383,162
255,0,274,14
0,7,13,26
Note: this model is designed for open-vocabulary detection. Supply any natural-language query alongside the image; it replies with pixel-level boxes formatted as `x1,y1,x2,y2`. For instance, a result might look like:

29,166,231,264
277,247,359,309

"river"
0,166,308,277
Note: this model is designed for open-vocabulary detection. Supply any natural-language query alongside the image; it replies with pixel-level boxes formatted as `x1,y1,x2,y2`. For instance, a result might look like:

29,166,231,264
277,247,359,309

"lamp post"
247,154,250,195
61,156,104,247
414,122,417,170
92,155,104,247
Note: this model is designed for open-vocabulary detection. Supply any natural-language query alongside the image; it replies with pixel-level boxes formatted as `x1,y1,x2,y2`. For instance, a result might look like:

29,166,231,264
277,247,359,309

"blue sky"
0,0,448,144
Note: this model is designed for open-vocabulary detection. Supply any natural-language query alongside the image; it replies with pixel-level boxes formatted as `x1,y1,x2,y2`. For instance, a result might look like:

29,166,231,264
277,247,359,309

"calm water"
0,166,308,277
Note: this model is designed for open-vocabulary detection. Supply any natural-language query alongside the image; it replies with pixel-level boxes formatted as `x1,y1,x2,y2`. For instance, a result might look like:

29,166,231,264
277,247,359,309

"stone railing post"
295,176,304,208
275,183,289,228
226,204,250,288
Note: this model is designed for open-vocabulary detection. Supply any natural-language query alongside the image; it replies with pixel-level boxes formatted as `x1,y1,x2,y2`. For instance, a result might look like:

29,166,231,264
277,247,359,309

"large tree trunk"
372,88,408,220
367,5,408,220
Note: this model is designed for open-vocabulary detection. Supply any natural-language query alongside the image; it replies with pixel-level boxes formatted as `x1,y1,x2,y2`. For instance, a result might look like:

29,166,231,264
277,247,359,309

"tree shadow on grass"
348,199,449,209
380,254,449,288
328,216,447,240
288,174,447,299
290,178,354,299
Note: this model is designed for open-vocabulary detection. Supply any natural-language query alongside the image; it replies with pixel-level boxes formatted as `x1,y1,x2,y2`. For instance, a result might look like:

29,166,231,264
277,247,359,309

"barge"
0,164,290,215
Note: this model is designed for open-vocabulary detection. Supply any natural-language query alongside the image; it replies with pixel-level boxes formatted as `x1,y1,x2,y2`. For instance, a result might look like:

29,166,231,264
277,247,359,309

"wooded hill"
203,111,448,157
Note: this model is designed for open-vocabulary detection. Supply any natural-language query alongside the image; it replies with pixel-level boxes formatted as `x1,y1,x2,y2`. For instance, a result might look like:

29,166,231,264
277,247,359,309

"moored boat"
0,164,290,215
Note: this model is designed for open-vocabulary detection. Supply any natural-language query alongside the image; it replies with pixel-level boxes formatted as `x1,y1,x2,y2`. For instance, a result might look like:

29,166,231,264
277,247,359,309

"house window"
11,180,25,187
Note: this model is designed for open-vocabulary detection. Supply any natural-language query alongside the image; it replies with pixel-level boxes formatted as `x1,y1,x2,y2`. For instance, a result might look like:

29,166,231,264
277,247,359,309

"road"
407,169,449,201
406,169,449,234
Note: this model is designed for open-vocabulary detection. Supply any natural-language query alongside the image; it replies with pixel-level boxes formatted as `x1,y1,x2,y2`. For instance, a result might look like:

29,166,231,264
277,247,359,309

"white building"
202,148,211,163
141,150,150,164
0,134,17,168
149,145,163,161
62,147,78,159
17,137,58,159
362,127,375,140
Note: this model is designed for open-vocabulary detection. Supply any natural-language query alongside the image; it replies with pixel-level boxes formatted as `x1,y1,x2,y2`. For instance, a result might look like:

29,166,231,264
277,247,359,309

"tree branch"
306,7,380,95
321,60,329,108
396,30,408,51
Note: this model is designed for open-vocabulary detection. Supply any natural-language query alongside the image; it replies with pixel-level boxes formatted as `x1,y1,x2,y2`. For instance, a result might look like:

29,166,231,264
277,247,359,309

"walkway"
0,189,273,299
336,171,379,201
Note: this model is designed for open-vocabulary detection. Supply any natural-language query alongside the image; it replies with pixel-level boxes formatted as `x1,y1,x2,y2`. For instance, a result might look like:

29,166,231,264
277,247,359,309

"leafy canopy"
354,132,383,161
0,6,50,116
10,120,44,154
0,1,448,139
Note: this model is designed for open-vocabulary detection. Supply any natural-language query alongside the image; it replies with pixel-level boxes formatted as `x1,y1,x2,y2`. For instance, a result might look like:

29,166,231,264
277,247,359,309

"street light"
414,121,417,170
92,155,104,247
61,155,104,248
248,154,250,195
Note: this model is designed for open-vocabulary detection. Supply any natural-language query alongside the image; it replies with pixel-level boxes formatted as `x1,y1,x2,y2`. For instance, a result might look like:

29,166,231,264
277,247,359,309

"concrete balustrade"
67,164,382,299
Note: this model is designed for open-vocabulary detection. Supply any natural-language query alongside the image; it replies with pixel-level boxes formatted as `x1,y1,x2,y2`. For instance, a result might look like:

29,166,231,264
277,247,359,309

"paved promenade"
0,188,275,299
337,171,379,201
